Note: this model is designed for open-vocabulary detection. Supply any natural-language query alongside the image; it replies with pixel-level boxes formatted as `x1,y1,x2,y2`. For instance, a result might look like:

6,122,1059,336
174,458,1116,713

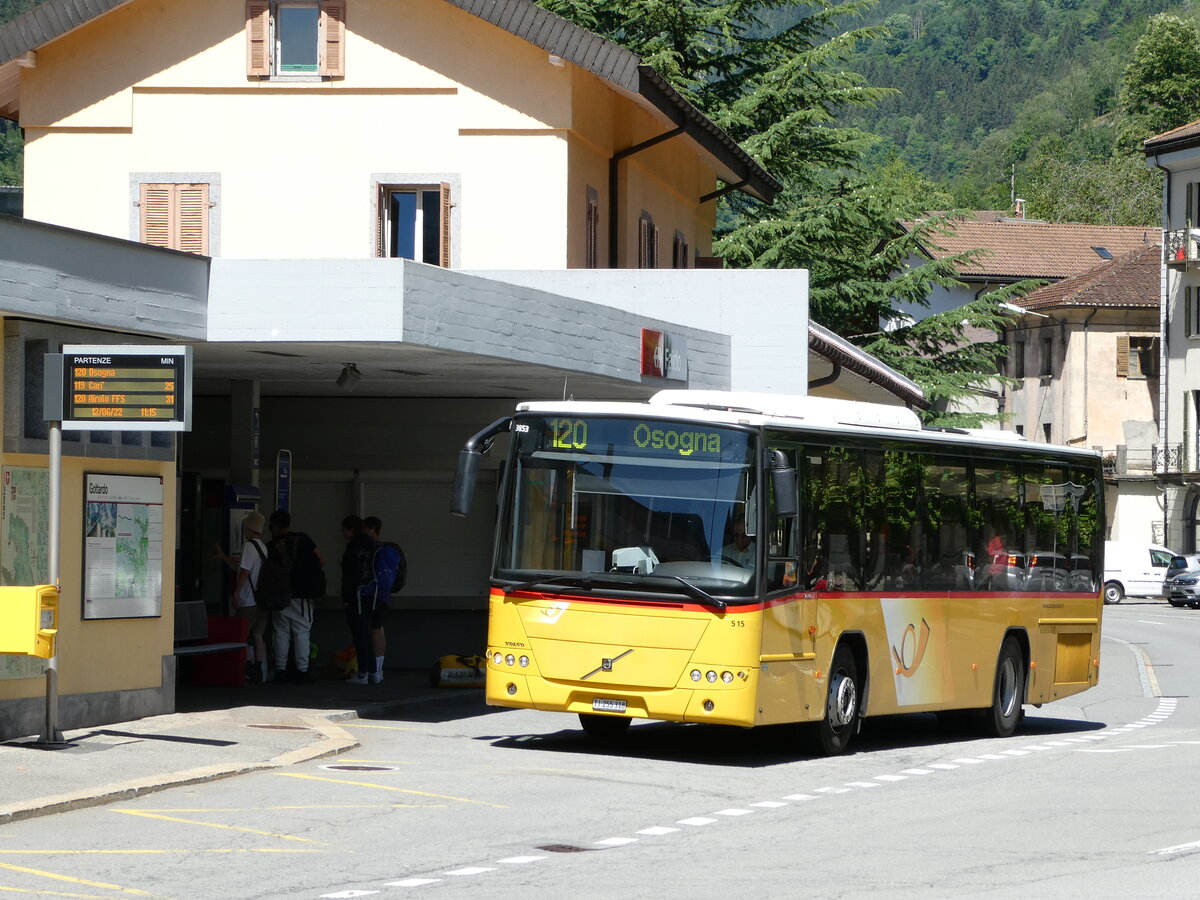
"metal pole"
38,420,63,744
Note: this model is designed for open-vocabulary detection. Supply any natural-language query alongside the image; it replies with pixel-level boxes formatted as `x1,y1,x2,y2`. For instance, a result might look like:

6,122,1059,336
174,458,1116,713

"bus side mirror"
769,450,797,518
451,449,481,517
451,416,512,517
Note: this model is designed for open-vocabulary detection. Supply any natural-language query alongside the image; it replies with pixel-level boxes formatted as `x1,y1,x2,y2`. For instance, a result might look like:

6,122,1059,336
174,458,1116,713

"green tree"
0,121,22,186
1118,13,1200,147
538,0,1015,422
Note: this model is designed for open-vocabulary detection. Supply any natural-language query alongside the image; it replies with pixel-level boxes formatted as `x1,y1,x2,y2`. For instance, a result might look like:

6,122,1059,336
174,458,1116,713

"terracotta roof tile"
1017,243,1161,311
904,218,1156,281
1144,118,1200,148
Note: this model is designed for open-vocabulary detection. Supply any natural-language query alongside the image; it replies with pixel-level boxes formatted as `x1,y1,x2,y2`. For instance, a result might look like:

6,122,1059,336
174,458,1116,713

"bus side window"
766,444,799,591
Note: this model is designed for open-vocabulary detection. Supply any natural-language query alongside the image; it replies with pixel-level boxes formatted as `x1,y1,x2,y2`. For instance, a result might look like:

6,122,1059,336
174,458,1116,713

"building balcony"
1165,229,1200,266
1097,444,1180,476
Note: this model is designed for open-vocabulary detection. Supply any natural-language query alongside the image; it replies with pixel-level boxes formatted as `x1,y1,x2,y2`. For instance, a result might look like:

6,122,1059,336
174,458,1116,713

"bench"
173,600,246,656
174,601,248,686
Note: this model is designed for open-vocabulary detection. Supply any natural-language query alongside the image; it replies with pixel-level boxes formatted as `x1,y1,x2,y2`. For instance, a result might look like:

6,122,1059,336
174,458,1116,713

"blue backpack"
373,541,407,594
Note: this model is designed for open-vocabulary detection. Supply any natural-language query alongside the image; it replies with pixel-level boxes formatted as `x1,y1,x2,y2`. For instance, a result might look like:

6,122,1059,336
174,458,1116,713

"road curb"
0,712,363,826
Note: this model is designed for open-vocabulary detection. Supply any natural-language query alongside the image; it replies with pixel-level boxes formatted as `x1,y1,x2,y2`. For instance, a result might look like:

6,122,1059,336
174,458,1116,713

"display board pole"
37,420,63,745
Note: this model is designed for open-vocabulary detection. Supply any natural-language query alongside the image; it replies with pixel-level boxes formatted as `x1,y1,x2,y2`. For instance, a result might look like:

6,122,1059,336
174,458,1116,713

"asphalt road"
2,600,1199,899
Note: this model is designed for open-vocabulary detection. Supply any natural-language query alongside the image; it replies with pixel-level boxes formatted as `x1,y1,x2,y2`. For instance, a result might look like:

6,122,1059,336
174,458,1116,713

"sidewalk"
0,668,458,825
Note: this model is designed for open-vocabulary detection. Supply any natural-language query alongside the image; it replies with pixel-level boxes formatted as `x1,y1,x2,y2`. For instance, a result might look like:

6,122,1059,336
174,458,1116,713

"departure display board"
59,346,192,432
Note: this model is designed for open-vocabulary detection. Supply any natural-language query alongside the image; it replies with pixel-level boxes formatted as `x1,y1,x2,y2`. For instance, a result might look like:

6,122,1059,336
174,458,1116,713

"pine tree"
537,0,1016,422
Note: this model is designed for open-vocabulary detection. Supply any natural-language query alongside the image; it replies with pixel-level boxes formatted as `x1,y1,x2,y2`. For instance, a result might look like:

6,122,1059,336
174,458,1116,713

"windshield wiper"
646,575,726,611
504,574,600,595
504,571,725,611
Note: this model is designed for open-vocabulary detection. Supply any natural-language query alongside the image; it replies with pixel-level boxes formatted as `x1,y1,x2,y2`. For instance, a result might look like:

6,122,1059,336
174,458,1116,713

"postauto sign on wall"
53,346,192,431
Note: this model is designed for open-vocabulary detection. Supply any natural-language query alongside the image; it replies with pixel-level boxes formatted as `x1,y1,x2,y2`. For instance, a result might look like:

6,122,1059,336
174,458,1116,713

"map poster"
0,467,49,679
83,473,164,620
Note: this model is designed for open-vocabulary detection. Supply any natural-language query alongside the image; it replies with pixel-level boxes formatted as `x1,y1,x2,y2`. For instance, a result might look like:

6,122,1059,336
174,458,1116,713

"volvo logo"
580,649,633,680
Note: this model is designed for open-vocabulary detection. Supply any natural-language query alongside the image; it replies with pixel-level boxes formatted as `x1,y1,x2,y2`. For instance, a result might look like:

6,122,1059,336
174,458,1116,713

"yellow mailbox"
0,585,58,658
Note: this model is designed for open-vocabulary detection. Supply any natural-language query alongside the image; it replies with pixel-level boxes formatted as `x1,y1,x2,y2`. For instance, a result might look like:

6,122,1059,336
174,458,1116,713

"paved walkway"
0,669,458,825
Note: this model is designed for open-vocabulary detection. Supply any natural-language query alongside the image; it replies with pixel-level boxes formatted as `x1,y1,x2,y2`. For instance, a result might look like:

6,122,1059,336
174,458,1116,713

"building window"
638,212,659,269
377,183,451,266
138,183,210,255
585,187,600,269
1012,341,1025,379
672,230,689,269
247,0,345,79
1040,335,1053,377
1187,285,1200,338
1042,423,1052,443
1117,335,1159,378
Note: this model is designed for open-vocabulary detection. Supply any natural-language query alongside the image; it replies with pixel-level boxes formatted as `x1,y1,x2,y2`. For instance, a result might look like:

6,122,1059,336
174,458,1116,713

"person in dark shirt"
340,515,375,685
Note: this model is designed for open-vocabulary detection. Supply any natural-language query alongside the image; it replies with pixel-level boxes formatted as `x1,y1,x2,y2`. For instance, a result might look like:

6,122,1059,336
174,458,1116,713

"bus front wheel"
985,636,1025,738
578,713,631,740
811,644,860,756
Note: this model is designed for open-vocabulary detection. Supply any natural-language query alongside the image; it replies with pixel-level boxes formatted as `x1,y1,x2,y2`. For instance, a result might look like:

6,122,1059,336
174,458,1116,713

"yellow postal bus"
452,391,1104,754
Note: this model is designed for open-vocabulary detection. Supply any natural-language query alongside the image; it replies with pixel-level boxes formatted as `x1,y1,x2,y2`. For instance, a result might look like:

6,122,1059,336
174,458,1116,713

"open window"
247,0,345,78
376,183,452,266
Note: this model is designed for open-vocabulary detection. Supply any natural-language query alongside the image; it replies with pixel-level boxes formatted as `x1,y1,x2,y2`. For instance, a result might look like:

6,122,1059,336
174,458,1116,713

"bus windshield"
497,415,759,598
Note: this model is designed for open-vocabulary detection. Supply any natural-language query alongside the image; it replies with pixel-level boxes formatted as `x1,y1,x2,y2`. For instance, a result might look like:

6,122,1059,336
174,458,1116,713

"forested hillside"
842,0,1196,223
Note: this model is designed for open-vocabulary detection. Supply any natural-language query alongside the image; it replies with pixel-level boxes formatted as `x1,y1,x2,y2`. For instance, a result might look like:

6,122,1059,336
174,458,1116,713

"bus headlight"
721,671,733,684
519,656,529,667
505,654,516,666
492,652,503,665
706,670,717,683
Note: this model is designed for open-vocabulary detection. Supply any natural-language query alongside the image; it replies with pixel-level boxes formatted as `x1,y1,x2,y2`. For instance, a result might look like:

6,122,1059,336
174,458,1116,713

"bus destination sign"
60,346,192,432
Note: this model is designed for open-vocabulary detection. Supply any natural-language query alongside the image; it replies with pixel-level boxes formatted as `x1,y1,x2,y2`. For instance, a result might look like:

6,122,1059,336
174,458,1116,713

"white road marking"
752,801,788,808
1150,840,1200,856
384,879,440,887
321,892,379,898
637,826,679,835
845,781,882,787
782,793,817,801
444,867,496,876
951,758,987,765
594,837,638,846
677,817,717,826
498,856,546,864
901,768,935,775
715,808,754,816
874,774,908,781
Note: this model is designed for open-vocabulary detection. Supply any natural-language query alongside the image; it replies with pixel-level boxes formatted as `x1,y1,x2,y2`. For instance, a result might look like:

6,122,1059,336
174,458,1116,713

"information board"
59,346,191,431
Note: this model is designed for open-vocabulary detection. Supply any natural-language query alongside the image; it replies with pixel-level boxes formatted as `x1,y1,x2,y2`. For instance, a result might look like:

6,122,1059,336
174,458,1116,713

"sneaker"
272,670,292,684
369,671,383,684
294,669,316,684
346,673,368,685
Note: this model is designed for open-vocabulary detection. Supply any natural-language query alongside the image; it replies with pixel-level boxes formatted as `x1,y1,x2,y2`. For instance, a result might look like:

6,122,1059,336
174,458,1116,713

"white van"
1102,541,1175,604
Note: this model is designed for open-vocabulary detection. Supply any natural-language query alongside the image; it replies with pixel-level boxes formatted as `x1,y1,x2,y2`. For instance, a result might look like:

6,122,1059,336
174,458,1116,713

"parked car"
1102,541,1175,604
1167,554,1200,608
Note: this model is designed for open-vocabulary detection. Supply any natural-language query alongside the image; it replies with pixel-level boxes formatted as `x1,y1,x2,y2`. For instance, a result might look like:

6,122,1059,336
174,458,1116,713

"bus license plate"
592,698,626,713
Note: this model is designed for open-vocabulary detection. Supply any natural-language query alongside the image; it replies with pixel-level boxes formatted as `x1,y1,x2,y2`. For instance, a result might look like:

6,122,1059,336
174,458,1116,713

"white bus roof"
514,390,1099,459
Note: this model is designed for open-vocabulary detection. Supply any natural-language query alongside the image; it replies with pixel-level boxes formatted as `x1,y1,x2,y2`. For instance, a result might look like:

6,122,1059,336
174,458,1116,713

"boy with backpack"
347,515,405,685
265,509,326,683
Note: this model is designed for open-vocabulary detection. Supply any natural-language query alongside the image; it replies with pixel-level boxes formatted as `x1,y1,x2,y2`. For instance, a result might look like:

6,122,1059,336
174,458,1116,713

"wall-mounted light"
336,363,361,392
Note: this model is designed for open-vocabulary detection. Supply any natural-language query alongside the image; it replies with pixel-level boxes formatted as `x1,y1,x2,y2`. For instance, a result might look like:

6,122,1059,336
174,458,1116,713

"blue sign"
276,449,292,512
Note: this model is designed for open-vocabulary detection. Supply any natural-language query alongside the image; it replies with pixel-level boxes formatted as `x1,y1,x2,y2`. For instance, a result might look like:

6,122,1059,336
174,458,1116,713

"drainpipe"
1151,155,1172,459
1065,308,1097,445
808,361,842,390
608,127,685,268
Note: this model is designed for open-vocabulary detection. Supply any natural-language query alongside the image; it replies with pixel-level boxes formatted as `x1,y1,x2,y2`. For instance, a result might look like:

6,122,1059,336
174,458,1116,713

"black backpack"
285,532,326,599
250,539,292,611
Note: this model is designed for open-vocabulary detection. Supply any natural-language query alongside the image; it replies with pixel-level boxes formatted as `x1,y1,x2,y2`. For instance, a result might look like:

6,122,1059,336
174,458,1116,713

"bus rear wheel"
578,713,631,740
985,636,1026,738
811,644,860,756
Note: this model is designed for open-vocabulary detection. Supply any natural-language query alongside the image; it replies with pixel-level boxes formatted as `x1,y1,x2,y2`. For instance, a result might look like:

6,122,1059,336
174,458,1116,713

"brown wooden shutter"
1187,286,1194,338
140,184,209,255
375,186,386,258
439,182,452,267
1116,334,1130,377
319,0,346,77
140,184,172,247
585,192,599,268
246,1,271,77
177,184,210,255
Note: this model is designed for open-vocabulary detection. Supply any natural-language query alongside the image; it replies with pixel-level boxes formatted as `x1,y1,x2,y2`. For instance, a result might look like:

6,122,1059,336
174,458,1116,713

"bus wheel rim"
829,672,856,728
998,657,1017,717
